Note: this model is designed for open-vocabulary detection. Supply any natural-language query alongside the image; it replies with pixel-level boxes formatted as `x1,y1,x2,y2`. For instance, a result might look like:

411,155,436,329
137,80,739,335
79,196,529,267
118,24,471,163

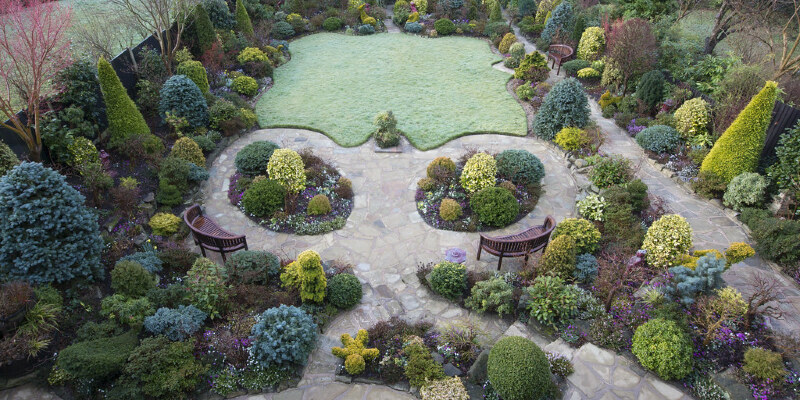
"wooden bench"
547,44,574,75
477,215,556,270
184,204,248,262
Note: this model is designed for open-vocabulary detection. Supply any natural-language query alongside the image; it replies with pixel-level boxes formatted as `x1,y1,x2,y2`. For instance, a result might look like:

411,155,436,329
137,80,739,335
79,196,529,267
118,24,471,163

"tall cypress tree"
235,0,254,36
97,57,150,149
194,4,215,54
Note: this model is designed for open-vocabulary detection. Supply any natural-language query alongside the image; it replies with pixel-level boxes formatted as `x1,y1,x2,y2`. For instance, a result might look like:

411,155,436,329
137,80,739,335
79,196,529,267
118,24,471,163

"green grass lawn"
256,33,527,150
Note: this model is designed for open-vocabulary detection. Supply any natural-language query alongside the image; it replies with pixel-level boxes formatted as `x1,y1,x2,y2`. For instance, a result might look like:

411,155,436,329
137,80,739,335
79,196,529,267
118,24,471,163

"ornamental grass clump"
460,152,497,193
267,148,306,193
533,78,590,140
331,329,379,375
488,336,554,400
642,214,693,269
631,318,693,380
701,82,778,183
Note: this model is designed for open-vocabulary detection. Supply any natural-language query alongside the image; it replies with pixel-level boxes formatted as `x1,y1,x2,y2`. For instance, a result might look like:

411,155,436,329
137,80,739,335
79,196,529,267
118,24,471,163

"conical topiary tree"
700,81,778,183
193,3,215,54
97,57,151,149
533,77,590,140
235,0,254,36
540,1,572,42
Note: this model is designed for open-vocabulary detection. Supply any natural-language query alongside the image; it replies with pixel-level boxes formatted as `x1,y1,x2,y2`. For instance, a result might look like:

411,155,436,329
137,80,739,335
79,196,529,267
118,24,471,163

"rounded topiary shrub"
307,194,332,215
235,141,279,176
551,218,601,254
267,148,306,193
470,186,519,227
439,198,463,221
323,16,342,31
176,60,210,95
0,163,104,284
149,212,182,236
460,153,497,194
427,156,457,181
538,234,577,279
723,172,768,211
510,42,525,61
272,21,295,39
242,178,286,218
232,75,258,96
533,78,590,140
429,261,467,300
159,75,209,128
225,250,281,284
642,214,693,269
577,26,605,61
498,32,517,54
248,305,318,367
673,97,711,141
488,336,553,400
434,18,455,35
171,137,206,167
327,273,363,309
111,260,155,297
555,127,588,151
496,149,545,186
631,318,693,380
635,70,666,109
635,125,680,154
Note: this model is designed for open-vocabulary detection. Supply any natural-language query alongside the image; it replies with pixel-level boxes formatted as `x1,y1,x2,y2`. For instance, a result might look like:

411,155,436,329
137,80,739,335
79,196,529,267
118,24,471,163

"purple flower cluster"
227,172,245,205
626,118,647,136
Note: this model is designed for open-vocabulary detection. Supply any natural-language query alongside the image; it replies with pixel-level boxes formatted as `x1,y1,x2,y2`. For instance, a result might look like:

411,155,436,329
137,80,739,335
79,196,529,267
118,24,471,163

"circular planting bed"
415,150,544,231
227,141,353,235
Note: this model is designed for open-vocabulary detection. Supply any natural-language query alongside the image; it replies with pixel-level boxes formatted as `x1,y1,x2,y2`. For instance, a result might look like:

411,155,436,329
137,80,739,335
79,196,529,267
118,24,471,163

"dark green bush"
767,121,800,198
159,75,209,128
747,216,800,266
434,18,456,35
636,70,666,110
429,261,467,300
57,332,139,381
636,125,680,154
53,60,105,131
692,171,727,199
495,149,545,186
327,273,363,309
485,21,511,37
122,336,207,399
470,186,519,227
589,156,633,188
226,250,279,284
111,260,156,298
323,16,342,31
235,141,279,176
540,1,572,42
533,78,590,140
272,21,295,39
0,163,103,284
403,342,445,387
0,141,19,177
192,4,216,53
203,0,235,29
563,59,590,76
488,336,554,400
242,178,286,218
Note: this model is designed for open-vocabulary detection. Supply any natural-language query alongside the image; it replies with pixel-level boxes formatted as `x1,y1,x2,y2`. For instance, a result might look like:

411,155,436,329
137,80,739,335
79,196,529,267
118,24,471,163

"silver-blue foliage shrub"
0,162,103,284
144,305,207,341
533,78,590,140
540,1,573,42
664,254,725,306
120,251,163,273
248,305,318,368
635,125,680,154
404,22,423,33
574,253,597,284
158,75,209,128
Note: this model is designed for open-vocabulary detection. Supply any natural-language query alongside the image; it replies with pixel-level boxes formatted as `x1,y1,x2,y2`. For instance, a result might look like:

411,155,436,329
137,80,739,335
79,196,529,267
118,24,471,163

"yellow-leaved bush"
267,148,306,193
237,47,270,64
642,214,693,269
577,67,600,79
673,98,711,140
577,27,605,61
171,137,206,166
700,81,779,183
280,249,327,303
149,212,182,236
331,329,379,375
420,377,470,400
498,33,517,54
554,127,588,151
460,152,497,194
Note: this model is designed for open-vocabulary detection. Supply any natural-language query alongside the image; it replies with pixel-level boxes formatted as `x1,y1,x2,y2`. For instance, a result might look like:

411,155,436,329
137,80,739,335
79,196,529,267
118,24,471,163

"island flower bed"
227,141,353,235
415,150,544,231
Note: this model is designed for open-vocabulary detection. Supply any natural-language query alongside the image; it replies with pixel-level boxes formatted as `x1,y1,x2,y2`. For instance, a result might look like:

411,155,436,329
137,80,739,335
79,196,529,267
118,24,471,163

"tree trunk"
704,1,731,54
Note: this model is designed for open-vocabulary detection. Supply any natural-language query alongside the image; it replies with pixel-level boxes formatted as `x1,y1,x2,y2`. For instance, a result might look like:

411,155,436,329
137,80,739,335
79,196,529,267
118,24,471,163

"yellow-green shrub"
176,60,210,95
700,81,778,183
331,329,379,375
499,33,517,54
743,347,787,382
577,27,605,61
674,98,711,141
420,377,470,400
642,214,693,269
280,249,327,303
232,75,258,96
551,218,601,254
460,153,497,194
535,0,560,24
599,90,622,110
267,148,306,193
97,57,151,149
439,198,462,221
149,213,181,236
427,156,456,180
538,234,577,279
237,47,270,64
725,242,755,266
554,127,588,151
577,67,600,79
170,137,206,166
407,11,419,22
418,177,435,191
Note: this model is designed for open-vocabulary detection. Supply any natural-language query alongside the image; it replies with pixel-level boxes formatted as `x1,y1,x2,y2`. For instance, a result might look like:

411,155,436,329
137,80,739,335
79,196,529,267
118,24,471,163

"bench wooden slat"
477,216,556,270
184,204,248,262
547,44,574,75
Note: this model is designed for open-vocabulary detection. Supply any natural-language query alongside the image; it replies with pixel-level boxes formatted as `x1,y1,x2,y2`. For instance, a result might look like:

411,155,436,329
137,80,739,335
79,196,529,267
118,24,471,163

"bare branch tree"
676,0,701,21
704,0,777,55
71,11,147,60
109,0,199,74
743,272,784,330
0,0,72,161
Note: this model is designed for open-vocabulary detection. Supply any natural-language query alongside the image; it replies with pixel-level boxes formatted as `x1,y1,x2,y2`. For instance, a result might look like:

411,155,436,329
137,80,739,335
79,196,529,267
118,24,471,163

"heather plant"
143,305,207,341
533,78,590,140
248,305,318,367
0,163,103,284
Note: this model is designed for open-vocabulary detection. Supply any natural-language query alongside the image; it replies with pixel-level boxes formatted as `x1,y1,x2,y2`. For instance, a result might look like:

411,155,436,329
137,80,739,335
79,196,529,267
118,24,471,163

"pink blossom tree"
0,0,72,161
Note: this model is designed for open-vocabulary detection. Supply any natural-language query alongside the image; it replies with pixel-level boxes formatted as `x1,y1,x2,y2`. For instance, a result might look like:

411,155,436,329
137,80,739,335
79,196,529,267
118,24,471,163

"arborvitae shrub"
97,57,151,149
538,234,577,279
498,33,517,54
701,81,778,183
235,0,254,35
193,4,216,53
518,0,536,17
280,250,327,303
533,78,590,140
0,163,104,284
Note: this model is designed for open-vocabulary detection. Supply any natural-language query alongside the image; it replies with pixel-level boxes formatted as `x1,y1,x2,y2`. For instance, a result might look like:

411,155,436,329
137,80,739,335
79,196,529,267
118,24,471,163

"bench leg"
477,246,482,260
200,246,207,257
220,250,227,263
497,255,503,271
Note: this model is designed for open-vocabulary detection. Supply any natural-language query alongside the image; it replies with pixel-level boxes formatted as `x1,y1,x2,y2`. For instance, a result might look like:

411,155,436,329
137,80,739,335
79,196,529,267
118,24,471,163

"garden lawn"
256,33,527,150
